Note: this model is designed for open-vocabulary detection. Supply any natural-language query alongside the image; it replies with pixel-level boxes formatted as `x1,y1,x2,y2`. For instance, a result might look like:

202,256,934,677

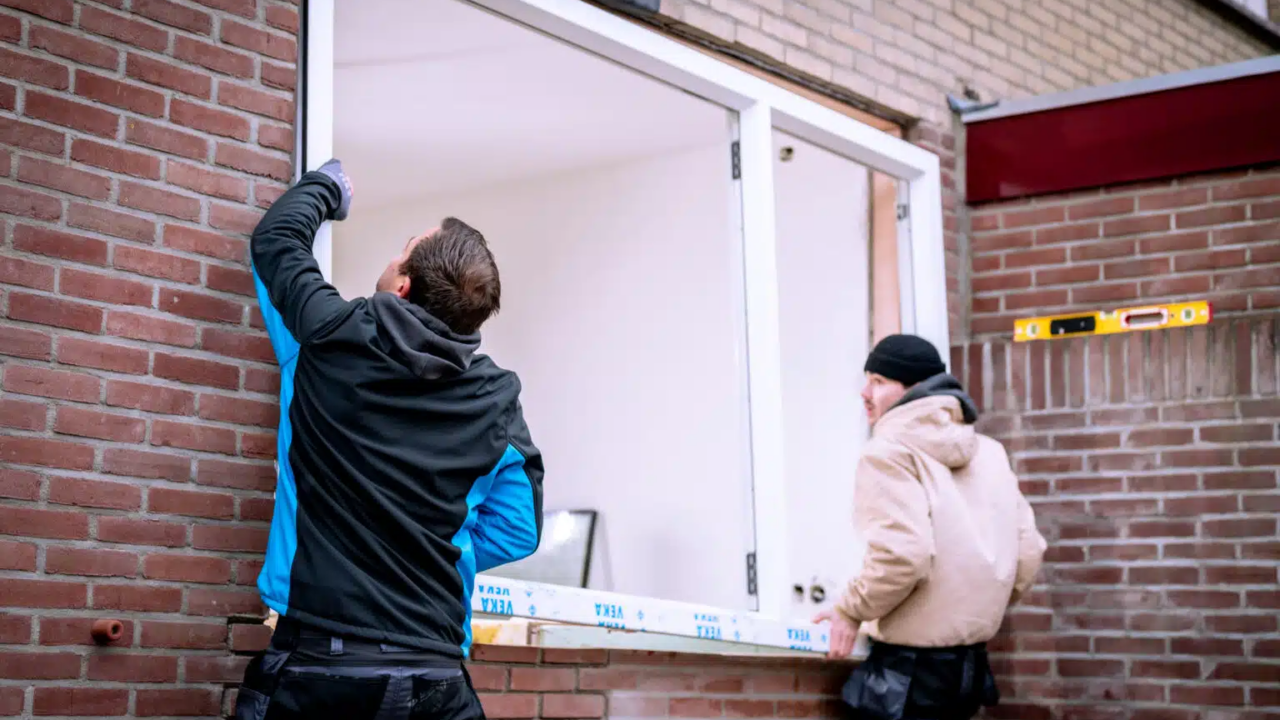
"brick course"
970,166,1280,338
475,649,846,720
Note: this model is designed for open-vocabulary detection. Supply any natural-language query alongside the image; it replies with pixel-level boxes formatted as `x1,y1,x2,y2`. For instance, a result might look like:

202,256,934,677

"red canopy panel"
966,70,1280,204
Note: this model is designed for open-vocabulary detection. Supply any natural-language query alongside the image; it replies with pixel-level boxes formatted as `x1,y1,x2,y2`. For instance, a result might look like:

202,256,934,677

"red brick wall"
961,150,1279,720
0,0,295,715
967,166,1280,340
963,162,1280,719
950,319,1279,719
458,646,846,720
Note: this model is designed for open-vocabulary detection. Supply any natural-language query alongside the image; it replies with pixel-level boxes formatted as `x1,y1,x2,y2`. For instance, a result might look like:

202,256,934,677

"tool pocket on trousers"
268,672,389,719
842,656,914,720
978,651,1000,707
233,688,270,720
235,649,290,720
410,675,480,720
905,651,964,716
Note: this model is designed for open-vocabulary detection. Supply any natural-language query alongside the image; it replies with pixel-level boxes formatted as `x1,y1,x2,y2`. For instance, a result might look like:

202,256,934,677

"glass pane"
488,510,597,588
331,0,754,609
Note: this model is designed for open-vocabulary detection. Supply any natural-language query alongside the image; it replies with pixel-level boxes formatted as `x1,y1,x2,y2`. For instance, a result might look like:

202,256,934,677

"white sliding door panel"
772,130,870,622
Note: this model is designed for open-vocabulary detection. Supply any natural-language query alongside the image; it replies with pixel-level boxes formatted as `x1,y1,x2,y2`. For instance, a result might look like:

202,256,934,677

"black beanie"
864,334,946,387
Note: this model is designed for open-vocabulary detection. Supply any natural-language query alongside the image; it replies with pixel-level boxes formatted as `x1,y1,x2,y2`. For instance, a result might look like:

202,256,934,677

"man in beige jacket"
813,334,1046,720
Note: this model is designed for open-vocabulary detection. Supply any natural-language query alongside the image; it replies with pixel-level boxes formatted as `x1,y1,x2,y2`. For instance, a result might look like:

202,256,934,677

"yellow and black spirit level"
1014,300,1212,342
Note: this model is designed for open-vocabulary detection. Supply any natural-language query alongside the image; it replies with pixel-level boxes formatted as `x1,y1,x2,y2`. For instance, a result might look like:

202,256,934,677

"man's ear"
394,276,411,299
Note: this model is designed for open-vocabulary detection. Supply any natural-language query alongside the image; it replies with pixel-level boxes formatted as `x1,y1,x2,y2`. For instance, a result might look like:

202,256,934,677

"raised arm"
473,402,545,573
250,161,351,349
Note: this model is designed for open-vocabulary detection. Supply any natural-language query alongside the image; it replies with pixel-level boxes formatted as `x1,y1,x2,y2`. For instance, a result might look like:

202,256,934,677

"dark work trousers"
234,616,486,720
841,640,998,720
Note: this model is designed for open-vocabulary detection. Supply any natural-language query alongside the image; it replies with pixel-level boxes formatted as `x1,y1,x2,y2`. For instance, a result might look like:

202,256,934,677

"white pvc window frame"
297,0,948,651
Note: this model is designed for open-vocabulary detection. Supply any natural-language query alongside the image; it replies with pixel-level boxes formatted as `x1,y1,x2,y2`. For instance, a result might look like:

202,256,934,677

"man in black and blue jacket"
234,159,543,720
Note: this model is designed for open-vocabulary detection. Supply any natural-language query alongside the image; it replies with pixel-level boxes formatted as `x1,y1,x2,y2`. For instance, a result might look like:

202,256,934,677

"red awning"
964,59,1280,204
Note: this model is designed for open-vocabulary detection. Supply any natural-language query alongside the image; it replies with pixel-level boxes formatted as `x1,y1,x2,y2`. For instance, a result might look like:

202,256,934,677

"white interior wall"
333,0,732,205
332,143,755,610
772,131,871,622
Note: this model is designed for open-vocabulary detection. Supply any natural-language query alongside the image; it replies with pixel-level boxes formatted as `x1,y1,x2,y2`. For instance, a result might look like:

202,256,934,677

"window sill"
481,616,870,662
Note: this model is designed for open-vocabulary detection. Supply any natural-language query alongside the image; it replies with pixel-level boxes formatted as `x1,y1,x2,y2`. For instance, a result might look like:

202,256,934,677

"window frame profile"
294,0,949,652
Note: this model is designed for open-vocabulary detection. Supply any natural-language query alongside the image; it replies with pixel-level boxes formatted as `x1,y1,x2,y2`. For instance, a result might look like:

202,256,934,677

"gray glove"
316,158,353,221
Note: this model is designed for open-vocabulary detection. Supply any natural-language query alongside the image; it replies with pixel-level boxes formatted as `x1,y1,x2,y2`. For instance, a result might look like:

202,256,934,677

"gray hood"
368,292,480,380
892,373,978,424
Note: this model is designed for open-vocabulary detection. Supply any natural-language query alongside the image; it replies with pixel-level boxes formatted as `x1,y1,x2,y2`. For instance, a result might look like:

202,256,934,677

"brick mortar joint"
15,8,297,81
6,52,296,142
5,214,263,285
7,38,295,105
13,128,295,191
0,313,276,369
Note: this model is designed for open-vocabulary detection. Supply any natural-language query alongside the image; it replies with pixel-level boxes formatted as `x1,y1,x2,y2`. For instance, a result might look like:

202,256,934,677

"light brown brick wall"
657,0,1271,127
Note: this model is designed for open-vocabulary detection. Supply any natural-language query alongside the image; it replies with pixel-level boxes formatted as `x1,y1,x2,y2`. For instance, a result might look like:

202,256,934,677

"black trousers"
841,640,998,720
234,617,486,720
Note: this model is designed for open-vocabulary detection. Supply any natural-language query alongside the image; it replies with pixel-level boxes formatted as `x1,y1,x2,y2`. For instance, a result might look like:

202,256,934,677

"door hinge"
745,552,757,595
896,203,909,220
730,141,741,180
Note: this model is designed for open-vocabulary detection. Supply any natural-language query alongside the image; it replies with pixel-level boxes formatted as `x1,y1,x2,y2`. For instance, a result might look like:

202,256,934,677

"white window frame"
296,0,948,653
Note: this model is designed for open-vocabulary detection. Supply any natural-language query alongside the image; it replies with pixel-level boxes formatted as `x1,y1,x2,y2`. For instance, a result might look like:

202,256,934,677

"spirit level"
1014,300,1212,342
